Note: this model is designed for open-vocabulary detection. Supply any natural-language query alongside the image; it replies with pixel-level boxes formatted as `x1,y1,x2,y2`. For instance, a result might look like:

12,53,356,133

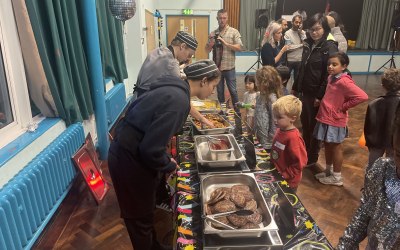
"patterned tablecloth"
170,111,333,250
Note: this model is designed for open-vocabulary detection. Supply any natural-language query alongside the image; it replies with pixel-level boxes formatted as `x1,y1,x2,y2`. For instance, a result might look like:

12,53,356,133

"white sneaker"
314,171,328,179
319,175,343,186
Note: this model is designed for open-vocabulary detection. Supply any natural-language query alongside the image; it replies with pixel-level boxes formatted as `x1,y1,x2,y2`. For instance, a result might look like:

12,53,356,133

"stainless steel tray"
194,134,245,167
191,99,221,113
190,114,233,135
200,173,280,238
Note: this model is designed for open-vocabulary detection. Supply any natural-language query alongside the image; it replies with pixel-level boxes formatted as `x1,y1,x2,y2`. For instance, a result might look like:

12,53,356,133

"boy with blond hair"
271,95,307,191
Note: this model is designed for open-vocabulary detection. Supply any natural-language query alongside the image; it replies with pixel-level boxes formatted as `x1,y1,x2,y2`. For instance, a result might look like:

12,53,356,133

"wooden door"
166,16,209,61
145,10,156,54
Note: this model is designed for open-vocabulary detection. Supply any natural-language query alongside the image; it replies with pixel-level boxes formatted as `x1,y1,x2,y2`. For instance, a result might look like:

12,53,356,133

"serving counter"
170,110,333,250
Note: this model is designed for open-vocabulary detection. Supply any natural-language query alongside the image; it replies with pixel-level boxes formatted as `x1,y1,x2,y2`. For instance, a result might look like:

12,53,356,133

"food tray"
207,135,234,161
190,113,233,135
194,134,245,167
200,173,280,238
191,98,221,113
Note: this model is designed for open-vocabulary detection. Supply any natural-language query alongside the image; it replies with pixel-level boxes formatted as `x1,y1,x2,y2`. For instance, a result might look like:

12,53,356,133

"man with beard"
284,15,306,82
277,18,289,34
206,9,243,112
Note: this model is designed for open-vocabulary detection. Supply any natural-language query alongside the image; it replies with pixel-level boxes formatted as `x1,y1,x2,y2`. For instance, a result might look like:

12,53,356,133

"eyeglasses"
308,26,323,33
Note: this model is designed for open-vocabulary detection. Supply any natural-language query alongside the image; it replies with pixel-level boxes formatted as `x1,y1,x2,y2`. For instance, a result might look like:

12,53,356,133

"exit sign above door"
182,9,193,15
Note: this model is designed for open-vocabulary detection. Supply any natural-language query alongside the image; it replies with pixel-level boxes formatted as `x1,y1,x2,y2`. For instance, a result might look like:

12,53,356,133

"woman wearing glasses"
291,13,338,169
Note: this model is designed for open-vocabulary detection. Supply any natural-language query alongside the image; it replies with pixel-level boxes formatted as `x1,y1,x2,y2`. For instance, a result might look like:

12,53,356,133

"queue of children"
210,10,400,249
237,51,373,190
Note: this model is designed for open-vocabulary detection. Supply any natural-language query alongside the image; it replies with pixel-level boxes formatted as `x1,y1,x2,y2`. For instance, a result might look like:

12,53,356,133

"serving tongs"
205,135,224,144
204,210,254,230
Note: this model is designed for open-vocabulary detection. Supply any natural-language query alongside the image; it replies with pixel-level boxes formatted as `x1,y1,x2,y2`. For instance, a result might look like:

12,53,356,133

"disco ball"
108,0,136,22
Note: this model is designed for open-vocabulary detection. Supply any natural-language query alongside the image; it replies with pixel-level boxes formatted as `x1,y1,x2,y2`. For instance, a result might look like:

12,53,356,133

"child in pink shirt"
314,52,368,186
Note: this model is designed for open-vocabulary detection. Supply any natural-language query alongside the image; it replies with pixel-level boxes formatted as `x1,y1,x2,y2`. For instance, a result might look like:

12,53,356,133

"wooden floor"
33,74,384,249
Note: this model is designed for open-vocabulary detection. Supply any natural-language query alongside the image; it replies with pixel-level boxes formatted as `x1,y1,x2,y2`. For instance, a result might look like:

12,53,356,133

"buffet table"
171,109,333,250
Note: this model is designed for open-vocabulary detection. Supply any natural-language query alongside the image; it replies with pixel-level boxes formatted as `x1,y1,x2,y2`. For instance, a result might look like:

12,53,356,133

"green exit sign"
182,9,193,15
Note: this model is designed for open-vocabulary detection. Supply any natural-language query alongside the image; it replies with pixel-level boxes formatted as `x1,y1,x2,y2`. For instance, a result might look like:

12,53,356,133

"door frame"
165,15,211,43
145,9,156,54
165,15,211,60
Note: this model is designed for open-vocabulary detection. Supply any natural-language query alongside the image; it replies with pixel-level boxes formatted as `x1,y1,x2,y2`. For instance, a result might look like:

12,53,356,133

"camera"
214,32,223,47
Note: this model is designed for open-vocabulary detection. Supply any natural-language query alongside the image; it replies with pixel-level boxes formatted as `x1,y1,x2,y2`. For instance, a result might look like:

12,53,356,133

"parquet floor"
33,74,383,249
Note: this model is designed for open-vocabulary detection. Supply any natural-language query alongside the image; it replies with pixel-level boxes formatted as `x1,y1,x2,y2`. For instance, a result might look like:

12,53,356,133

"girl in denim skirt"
314,52,368,186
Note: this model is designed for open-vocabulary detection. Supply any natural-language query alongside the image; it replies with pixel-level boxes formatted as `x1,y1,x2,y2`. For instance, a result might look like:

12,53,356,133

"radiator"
105,82,127,129
0,123,85,250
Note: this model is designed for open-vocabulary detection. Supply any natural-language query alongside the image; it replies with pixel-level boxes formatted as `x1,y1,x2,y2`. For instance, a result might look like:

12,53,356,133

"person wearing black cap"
108,60,220,250
134,31,198,97
133,31,213,212
134,31,214,128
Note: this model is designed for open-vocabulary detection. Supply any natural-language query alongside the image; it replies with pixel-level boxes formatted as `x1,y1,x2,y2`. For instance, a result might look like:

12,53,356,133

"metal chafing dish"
200,173,281,239
194,134,245,168
190,113,233,135
207,135,234,161
191,98,221,113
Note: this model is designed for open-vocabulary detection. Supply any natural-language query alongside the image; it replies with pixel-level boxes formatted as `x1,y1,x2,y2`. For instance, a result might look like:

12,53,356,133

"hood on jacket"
149,74,190,95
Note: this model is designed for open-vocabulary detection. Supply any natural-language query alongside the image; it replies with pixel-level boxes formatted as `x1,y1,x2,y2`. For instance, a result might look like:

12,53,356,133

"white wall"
124,0,223,96
124,0,157,97
155,0,222,48
154,0,222,9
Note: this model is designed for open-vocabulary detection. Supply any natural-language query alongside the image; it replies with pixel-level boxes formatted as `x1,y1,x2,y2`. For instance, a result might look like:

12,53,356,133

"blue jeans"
217,68,239,112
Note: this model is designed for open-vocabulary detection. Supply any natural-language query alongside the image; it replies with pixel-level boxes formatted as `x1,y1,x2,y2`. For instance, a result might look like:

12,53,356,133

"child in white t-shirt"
241,75,258,129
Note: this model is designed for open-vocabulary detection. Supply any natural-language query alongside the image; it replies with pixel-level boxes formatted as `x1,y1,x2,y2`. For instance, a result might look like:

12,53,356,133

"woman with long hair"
261,21,289,67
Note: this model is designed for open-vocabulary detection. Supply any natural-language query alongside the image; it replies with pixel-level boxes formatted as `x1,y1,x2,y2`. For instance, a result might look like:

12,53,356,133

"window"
0,0,34,149
0,47,13,129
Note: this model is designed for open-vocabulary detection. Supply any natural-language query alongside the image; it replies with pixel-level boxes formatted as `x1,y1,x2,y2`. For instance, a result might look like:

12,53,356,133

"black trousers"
124,217,169,250
108,142,165,250
287,61,301,84
300,95,321,164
